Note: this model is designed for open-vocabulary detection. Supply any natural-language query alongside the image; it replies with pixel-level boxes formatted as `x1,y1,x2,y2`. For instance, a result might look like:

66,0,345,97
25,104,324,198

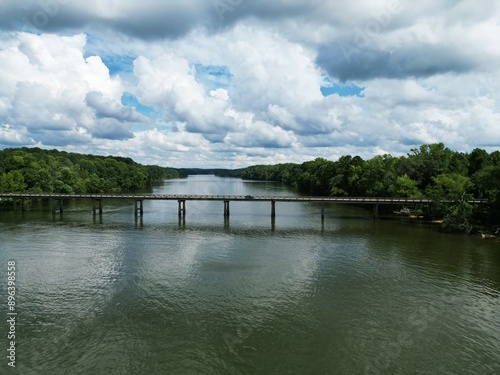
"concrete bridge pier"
321,202,325,222
271,200,276,218
92,198,103,215
178,200,186,218
93,213,103,224
224,200,230,218
135,200,144,217
135,215,143,227
178,214,186,229
10,196,28,213
51,199,63,216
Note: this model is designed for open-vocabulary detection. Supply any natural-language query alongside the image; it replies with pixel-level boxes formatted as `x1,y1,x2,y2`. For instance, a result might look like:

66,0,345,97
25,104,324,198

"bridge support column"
224,200,230,218
92,199,103,215
178,200,186,218
373,203,379,220
271,200,276,218
135,215,143,227
135,200,144,217
51,199,63,216
321,202,325,222
178,214,186,229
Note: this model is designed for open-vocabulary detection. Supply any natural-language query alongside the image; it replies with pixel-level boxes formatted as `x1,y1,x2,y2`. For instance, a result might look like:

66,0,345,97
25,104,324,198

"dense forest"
241,143,500,234
0,147,180,194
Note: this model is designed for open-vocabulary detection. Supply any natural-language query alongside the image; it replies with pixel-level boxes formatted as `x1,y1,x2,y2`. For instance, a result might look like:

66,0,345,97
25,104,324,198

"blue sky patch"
194,64,233,92
121,92,159,118
100,54,137,76
83,34,136,76
321,75,365,97
321,84,365,97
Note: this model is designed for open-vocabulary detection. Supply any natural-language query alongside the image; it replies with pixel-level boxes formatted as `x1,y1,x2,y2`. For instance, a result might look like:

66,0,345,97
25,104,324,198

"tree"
359,155,398,196
396,174,424,199
0,171,26,192
427,173,474,233
470,165,500,226
467,148,489,175
400,143,454,189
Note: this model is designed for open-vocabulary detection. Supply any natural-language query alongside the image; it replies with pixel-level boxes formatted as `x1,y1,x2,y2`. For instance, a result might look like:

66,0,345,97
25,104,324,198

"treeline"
0,147,180,194
241,143,500,233
178,168,243,178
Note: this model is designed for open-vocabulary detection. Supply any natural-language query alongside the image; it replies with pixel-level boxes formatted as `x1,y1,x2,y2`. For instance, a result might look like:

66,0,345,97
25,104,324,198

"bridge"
0,193,488,220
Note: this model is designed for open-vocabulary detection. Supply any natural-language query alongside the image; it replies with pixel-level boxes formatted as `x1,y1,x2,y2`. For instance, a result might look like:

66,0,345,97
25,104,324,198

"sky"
0,0,499,168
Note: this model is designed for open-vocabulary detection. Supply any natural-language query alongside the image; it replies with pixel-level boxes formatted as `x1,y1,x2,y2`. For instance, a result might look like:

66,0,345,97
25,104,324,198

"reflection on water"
0,176,499,374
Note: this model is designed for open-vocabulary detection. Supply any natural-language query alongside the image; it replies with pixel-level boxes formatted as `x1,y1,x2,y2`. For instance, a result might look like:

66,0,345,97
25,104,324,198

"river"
0,175,499,374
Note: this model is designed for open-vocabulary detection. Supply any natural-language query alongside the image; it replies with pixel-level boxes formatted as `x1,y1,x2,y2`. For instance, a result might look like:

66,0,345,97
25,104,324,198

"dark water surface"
1,176,499,374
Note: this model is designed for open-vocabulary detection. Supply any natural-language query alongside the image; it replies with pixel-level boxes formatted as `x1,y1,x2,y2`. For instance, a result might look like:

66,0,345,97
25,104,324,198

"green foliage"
426,173,474,232
0,147,180,195
241,143,500,233
398,143,454,189
0,171,26,192
427,173,473,202
468,148,490,175
358,155,398,196
396,174,424,199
